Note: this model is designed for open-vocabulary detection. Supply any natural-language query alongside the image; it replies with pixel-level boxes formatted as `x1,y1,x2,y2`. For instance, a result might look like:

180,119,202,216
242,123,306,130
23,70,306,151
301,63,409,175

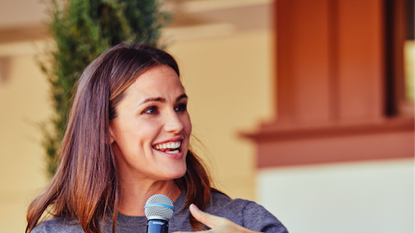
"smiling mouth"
153,141,182,154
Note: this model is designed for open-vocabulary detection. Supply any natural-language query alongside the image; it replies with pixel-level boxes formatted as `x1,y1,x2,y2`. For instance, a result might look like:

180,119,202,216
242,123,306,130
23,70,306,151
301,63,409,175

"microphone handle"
146,219,169,233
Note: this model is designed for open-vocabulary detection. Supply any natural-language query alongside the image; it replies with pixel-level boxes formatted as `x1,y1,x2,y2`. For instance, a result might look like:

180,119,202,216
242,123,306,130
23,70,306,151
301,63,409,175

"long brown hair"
26,44,216,233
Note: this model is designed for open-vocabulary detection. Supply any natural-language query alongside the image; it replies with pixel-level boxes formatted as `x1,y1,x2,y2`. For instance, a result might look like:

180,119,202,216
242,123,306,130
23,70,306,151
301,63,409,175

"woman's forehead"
125,65,185,100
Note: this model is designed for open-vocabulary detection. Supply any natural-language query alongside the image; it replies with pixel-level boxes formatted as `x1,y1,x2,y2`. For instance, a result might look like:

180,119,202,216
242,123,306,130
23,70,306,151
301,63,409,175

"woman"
26,44,288,233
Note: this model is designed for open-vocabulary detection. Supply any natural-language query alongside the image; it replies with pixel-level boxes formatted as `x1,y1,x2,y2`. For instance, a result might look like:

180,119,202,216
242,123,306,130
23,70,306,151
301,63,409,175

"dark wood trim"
254,129,414,168
241,117,414,168
384,0,407,116
241,117,414,142
243,0,414,168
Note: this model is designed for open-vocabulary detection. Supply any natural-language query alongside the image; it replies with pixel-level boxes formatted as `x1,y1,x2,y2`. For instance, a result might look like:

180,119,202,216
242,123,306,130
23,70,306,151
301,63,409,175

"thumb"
189,204,224,229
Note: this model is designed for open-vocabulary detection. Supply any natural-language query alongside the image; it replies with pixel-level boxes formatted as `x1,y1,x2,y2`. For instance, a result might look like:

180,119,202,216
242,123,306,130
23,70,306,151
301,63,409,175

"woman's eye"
142,106,158,114
175,103,187,112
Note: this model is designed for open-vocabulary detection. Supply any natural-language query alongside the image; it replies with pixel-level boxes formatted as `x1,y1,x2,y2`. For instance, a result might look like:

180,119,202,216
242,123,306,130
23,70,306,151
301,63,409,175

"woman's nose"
164,111,184,134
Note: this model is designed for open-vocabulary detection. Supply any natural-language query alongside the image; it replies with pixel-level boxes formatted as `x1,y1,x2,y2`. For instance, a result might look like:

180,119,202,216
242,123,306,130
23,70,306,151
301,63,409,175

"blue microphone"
144,194,174,233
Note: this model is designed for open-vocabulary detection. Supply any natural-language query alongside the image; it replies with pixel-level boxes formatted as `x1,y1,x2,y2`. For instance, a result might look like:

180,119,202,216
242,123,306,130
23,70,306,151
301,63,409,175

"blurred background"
0,0,413,232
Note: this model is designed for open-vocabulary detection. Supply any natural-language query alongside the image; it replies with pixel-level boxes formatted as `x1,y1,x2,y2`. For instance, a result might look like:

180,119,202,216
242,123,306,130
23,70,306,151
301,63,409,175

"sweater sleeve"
30,218,84,233
209,192,288,233
240,200,289,233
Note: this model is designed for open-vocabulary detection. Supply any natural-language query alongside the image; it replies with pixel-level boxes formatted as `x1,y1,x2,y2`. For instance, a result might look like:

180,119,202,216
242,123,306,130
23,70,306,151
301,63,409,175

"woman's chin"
159,166,187,181
171,168,187,180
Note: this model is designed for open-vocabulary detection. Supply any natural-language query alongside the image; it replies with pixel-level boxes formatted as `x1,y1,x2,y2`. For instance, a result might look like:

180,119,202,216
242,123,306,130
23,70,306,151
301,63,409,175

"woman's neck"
116,178,181,216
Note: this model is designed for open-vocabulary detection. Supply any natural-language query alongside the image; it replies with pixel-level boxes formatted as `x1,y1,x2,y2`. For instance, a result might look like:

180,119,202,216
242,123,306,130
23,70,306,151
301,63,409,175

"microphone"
144,194,174,233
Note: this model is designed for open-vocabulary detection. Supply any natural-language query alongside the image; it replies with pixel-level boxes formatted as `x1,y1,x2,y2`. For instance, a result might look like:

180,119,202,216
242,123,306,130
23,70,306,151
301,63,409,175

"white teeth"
165,150,179,154
154,141,181,150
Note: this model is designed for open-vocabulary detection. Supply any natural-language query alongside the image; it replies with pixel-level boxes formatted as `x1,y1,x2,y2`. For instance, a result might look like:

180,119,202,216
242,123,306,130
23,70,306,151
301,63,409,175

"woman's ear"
108,123,115,144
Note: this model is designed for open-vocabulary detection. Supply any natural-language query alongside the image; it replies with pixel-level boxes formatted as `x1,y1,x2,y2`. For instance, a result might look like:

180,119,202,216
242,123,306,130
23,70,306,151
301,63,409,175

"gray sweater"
31,191,288,233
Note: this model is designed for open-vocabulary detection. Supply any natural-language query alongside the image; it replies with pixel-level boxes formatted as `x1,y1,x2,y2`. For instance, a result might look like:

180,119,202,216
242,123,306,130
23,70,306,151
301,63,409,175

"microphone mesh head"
144,194,174,220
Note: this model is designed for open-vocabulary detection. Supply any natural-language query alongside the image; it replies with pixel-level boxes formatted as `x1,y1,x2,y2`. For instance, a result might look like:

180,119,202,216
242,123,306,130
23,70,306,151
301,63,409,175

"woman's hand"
173,204,261,233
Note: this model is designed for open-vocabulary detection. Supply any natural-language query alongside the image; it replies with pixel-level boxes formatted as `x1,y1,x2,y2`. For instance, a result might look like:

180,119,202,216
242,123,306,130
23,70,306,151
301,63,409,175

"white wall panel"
258,159,414,233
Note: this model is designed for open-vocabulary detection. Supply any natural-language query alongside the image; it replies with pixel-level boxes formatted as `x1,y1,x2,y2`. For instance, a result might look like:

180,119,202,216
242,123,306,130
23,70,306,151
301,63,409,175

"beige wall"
0,30,274,232
167,29,274,199
0,41,50,232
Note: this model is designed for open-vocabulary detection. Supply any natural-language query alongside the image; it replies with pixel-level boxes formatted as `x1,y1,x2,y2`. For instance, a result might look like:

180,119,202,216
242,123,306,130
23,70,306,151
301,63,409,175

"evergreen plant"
39,0,170,177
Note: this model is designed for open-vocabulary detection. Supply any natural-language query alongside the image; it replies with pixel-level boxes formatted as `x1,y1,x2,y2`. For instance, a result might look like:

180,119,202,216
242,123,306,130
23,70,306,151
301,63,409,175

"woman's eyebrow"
177,93,188,102
137,94,187,107
138,97,166,106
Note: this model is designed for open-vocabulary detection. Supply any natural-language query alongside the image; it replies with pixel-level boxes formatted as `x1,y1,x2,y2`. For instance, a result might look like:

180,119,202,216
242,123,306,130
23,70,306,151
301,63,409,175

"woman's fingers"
173,203,225,233
188,203,225,229
173,204,258,233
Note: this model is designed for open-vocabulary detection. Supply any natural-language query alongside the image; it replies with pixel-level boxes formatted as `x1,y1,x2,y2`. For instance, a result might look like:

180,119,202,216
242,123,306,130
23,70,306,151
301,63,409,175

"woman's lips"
157,150,184,160
152,139,184,159
153,141,181,152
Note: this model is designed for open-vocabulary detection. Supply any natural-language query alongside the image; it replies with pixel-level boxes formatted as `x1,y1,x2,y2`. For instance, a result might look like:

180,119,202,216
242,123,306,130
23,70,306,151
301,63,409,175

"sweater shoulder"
208,191,265,216
30,217,83,233
207,191,289,233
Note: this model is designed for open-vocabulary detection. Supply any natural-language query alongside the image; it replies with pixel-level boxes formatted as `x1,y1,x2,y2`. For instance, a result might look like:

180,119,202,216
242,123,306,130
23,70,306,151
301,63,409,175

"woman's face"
109,65,191,182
